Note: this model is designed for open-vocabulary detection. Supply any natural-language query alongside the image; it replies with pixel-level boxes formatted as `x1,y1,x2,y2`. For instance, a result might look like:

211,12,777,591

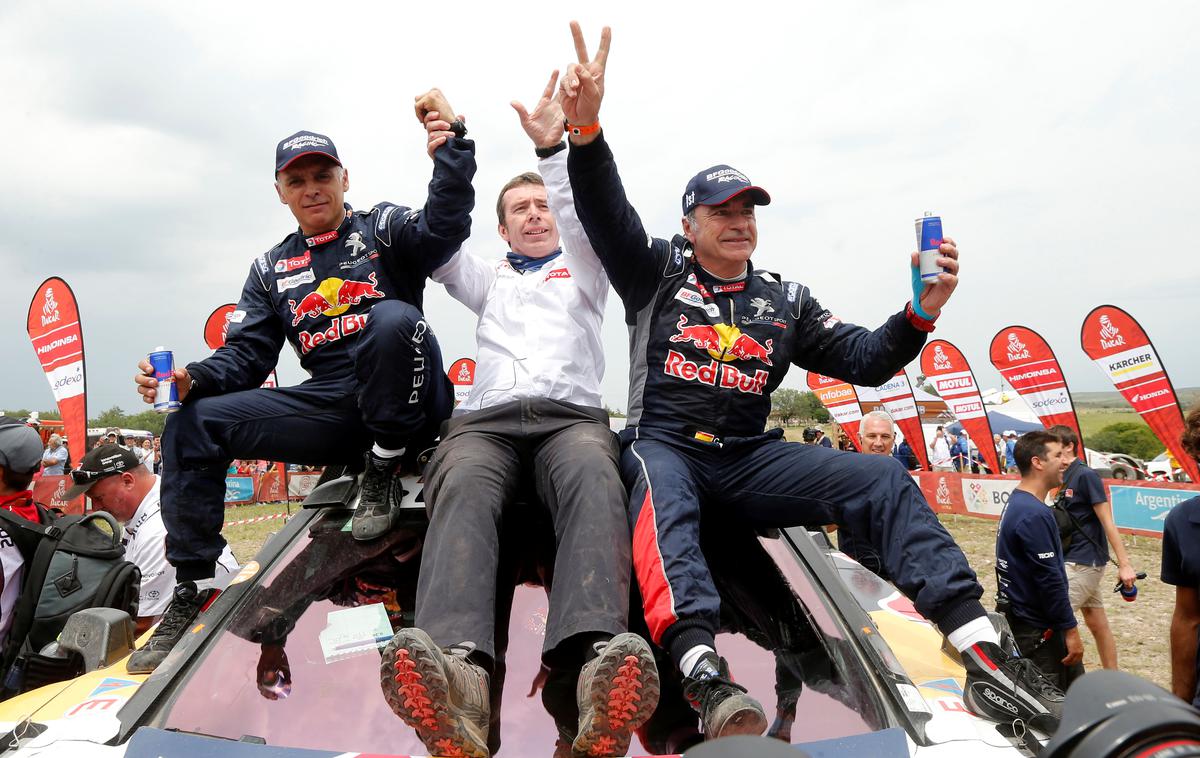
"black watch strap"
449,119,467,139
535,141,567,159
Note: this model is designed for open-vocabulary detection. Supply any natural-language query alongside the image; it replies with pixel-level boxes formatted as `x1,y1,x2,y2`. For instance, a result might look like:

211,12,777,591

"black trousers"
414,398,631,663
1006,614,1085,691
161,301,451,579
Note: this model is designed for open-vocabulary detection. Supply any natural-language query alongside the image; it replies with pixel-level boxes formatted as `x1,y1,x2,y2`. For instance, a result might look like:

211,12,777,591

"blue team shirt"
1005,439,1017,468
996,489,1077,630
1161,496,1200,707
1061,459,1110,566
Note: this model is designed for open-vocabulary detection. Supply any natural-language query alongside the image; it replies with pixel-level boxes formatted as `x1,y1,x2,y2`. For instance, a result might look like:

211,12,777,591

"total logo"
41,287,61,327
288,273,385,327
1006,332,1030,361
669,315,774,366
1098,315,1126,349
932,345,952,371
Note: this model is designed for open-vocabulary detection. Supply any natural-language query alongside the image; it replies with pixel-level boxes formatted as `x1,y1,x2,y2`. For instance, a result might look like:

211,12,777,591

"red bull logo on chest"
669,315,774,366
288,272,385,327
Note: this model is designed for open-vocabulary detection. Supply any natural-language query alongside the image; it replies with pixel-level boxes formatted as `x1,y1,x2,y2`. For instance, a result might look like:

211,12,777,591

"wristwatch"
449,119,467,139
535,141,566,159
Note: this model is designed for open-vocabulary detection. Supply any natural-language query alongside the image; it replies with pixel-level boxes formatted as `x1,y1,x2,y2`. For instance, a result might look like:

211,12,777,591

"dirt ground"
222,504,1172,691
940,513,1170,690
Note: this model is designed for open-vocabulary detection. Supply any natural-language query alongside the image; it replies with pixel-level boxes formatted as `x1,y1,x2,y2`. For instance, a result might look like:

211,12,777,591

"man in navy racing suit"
558,24,1065,741
130,89,474,674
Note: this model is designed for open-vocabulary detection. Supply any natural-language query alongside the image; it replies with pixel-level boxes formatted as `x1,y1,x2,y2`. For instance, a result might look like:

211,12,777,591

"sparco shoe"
127,581,215,674
682,654,767,740
962,641,1064,732
380,628,490,758
573,633,661,757
352,451,402,541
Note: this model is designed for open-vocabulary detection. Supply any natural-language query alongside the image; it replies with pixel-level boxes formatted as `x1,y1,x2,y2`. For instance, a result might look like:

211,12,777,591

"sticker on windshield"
319,603,394,664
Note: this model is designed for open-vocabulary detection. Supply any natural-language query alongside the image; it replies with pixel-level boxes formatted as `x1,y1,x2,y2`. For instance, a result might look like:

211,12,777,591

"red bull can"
149,347,181,414
914,213,943,284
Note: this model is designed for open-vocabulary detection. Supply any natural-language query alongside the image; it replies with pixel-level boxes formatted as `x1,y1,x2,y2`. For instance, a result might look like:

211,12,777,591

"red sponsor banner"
865,371,930,470
913,471,965,514
806,372,864,451
989,325,1084,459
919,340,1001,475
26,277,86,513
204,302,279,388
447,357,476,408
1081,306,1198,483
32,475,80,515
203,303,237,350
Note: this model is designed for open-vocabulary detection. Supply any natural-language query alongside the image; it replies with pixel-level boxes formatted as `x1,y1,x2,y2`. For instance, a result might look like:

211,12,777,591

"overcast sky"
2,1,1197,419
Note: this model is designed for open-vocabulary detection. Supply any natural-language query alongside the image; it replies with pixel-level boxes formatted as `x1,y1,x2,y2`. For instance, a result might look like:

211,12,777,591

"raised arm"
381,89,477,279
560,22,669,309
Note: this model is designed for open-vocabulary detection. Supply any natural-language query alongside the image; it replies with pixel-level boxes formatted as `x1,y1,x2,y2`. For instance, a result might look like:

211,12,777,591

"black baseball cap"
65,444,141,499
681,165,770,216
275,130,342,174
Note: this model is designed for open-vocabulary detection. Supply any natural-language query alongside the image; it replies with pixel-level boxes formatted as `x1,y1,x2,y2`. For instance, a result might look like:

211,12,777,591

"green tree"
797,391,831,423
88,406,167,436
1089,422,1162,460
770,388,803,425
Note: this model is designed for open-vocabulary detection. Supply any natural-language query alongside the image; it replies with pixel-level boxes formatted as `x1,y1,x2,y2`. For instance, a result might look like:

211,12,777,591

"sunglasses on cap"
70,468,123,485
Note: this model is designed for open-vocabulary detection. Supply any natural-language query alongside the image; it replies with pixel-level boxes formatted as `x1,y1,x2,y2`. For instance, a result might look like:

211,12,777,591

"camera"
1040,670,1200,758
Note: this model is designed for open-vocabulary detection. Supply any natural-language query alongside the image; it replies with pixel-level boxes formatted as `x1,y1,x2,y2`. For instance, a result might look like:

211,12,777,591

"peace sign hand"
560,21,610,140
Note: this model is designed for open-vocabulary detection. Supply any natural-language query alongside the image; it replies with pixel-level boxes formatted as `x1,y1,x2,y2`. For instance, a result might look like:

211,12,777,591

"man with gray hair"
41,434,67,476
858,410,897,456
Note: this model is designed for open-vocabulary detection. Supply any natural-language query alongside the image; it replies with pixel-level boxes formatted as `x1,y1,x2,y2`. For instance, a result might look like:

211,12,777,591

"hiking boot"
573,633,661,757
380,628,490,758
352,451,402,541
127,581,215,674
962,641,1064,732
682,654,767,740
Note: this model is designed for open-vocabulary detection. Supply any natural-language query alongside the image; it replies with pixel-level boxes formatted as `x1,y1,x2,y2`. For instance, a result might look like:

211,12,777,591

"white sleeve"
431,243,495,315
127,524,175,617
539,148,604,279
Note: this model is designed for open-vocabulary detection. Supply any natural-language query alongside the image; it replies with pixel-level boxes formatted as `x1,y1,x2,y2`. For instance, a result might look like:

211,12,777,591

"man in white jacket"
379,59,659,758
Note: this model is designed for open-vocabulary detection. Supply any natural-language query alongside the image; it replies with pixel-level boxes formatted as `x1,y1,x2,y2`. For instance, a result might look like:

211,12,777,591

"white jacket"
432,149,608,412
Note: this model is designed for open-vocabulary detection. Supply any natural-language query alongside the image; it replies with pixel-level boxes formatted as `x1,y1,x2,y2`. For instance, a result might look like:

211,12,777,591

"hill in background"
1072,386,1200,410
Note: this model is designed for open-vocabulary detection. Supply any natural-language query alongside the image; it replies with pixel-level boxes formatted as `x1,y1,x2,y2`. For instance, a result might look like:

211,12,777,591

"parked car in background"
1146,451,1192,482
1085,448,1146,480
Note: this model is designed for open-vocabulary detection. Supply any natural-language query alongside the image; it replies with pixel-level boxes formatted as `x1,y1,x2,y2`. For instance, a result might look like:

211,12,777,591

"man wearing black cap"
558,23,1063,741
0,417,46,650
132,89,475,673
65,445,238,635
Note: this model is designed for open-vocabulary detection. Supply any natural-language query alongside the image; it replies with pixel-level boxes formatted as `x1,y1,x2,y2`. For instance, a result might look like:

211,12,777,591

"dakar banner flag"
1081,305,1198,483
204,303,278,388
806,372,864,451
989,325,1085,460
26,278,87,501
868,371,930,470
919,340,1002,475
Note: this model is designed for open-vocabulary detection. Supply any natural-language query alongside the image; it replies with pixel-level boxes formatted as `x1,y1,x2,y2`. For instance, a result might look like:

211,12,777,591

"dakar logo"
40,287,62,327
1006,333,1030,361
52,478,68,506
932,345,952,371
345,231,366,255
935,477,951,506
456,363,472,383
1098,315,1126,350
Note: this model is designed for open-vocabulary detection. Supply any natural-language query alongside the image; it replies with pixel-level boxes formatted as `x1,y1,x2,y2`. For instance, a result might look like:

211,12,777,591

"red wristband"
906,302,937,332
566,121,600,137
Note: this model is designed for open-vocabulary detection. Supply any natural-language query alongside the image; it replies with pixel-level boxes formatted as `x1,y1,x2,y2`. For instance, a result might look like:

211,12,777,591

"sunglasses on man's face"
70,468,122,485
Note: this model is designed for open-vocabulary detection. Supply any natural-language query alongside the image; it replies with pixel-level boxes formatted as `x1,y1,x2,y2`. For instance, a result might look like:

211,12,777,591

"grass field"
222,502,1172,692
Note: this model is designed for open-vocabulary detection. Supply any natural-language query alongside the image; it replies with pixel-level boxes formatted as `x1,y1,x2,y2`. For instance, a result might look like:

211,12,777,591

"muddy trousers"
162,301,451,581
414,399,631,664
620,426,987,660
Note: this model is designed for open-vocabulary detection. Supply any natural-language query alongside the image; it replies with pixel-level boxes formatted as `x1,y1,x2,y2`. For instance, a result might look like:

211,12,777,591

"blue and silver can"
149,347,181,414
914,213,944,284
